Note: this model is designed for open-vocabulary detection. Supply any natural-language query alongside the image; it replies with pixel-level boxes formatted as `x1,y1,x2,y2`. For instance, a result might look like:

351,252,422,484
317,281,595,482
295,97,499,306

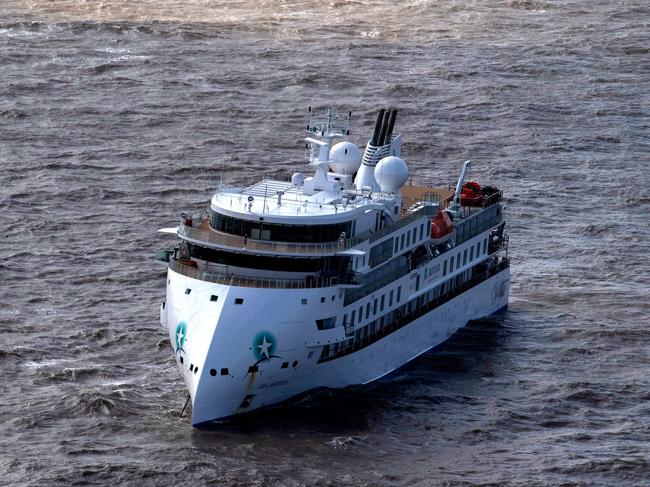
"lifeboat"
431,209,453,239
460,181,484,206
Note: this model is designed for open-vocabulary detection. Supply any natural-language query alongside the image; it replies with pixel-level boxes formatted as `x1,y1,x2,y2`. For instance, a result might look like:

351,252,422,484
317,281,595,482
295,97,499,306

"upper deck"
179,190,442,257
210,179,398,225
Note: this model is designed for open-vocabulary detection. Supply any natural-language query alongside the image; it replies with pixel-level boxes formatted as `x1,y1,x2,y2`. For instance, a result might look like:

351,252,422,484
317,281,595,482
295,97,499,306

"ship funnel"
355,109,400,191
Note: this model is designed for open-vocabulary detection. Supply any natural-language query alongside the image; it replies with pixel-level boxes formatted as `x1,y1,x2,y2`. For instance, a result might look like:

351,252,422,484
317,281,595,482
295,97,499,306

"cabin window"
463,249,468,265
470,246,474,261
394,239,399,253
350,310,356,325
389,289,394,306
456,254,461,268
406,231,411,247
397,286,402,303
185,288,191,295
301,298,308,305
400,234,405,250
358,306,363,322
248,365,259,373
380,295,385,312
450,258,454,273
420,224,424,240
366,302,371,318
281,362,289,369
210,295,218,302
373,298,378,315
235,298,244,304
320,297,325,303
443,260,447,276
221,368,229,375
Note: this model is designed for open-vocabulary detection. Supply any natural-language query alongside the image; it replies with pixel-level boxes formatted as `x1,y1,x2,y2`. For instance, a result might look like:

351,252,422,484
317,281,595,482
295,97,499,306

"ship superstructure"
156,108,510,426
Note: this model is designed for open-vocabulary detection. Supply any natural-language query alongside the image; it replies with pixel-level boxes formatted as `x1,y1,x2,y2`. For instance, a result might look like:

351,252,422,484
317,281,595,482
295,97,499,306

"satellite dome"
374,156,408,193
329,142,361,175
291,172,305,187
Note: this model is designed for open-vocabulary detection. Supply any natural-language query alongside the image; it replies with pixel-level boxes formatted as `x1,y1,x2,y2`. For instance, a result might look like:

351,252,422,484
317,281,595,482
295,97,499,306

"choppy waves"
1,0,649,485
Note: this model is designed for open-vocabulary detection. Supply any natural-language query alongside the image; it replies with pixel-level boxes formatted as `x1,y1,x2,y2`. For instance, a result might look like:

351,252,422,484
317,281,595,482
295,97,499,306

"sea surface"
1,1,649,485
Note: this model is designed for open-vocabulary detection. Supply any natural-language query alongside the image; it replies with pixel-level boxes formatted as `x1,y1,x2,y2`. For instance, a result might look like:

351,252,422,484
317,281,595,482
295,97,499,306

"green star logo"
175,321,187,352
252,331,276,361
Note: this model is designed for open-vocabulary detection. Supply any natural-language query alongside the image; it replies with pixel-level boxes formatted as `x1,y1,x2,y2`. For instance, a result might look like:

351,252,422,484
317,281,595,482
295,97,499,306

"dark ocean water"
1,1,649,485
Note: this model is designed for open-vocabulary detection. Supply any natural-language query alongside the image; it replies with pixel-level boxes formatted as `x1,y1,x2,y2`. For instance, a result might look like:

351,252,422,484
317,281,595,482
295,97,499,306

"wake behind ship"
156,108,510,426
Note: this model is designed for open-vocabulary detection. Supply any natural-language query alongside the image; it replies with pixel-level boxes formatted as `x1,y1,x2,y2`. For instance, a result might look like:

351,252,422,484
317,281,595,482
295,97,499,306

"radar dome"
374,156,409,193
291,172,305,187
329,142,361,175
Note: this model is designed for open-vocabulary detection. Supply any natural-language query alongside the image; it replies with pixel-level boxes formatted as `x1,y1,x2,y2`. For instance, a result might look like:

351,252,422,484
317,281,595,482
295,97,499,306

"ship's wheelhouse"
208,208,354,243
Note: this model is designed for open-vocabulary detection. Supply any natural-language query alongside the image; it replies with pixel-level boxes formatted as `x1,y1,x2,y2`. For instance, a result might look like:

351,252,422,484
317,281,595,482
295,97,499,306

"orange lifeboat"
431,209,453,239
460,181,484,206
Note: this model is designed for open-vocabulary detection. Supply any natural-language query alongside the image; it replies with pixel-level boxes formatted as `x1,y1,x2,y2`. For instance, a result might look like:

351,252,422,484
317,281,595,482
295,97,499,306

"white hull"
163,265,510,426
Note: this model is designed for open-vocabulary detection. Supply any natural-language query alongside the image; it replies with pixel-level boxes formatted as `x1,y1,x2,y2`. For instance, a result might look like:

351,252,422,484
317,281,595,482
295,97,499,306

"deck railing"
178,205,438,255
168,258,363,289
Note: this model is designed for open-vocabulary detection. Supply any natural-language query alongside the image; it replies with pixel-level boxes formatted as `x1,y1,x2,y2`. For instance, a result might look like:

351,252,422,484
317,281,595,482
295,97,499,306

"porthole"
210,368,217,376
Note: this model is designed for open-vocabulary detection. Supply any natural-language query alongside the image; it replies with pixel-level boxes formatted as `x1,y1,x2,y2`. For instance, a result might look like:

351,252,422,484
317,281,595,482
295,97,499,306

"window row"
343,285,402,329
442,237,489,277
210,210,353,243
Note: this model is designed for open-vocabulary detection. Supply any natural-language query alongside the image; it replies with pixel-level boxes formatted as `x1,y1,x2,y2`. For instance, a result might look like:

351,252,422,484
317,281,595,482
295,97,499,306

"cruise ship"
156,108,510,426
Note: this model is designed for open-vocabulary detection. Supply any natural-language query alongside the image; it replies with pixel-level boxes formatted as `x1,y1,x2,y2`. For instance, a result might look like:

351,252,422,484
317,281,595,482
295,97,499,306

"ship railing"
168,258,361,289
368,204,438,244
177,205,438,255
455,209,503,245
